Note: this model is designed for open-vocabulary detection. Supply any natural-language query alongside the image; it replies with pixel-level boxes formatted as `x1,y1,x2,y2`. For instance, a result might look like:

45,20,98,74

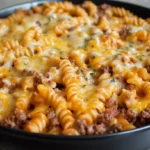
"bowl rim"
0,125,150,140
0,0,150,140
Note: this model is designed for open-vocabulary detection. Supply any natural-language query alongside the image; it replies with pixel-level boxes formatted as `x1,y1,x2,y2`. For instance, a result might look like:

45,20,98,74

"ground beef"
126,109,137,123
76,120,107,135
1,109,28,129
141,108,150,119
47,109,60,129
44,72,50,78
146,65,150,73
94,123,107,134
140,108,150,125
105,98,118,108
125,84,135,91
0,79,17,93
147,47,150,52
24,69,38,76
24,69,45,89
76,97,122,135
36,21,41,26
119,25,131,39
123,78,135,91
99,66,113,75
98,4,111,18
97,107,119,125
86,125,95,135
76,118,122,135
97,98,119,125
33,75,42,88
108,124,123,133
76,119,87,135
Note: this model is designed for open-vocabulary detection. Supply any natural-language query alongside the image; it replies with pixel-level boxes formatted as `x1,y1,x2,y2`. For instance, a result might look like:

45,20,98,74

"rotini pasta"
24,113,48,133
112,7,133,17
38,85,75,130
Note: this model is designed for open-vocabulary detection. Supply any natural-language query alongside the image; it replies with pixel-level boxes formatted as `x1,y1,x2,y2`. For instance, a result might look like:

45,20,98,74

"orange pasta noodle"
48,127,62,135
22,26,42,46
82,1,98,17
24,113,48,133
124,16,147,26
112,6,133,17
38,84,75,130
59,59,84,111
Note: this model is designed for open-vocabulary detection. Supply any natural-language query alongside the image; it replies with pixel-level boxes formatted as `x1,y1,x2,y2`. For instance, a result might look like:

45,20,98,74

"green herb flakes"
85,77,88,81
60,51,64,55
110,78,116,82
93,69,97,72
90,72,95,76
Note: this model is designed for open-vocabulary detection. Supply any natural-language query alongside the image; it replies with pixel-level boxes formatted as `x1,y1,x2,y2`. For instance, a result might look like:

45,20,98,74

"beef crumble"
146,65,150,73
126,109,137,123
99,66,113,75
46,109,60,130
98,4,111,18
76,120,107,135
1,109,29,129
119,25,131,39
140,108,150,125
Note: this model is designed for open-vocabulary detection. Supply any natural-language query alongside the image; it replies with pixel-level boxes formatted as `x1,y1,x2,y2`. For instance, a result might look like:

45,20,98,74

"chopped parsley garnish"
118,47,129,50
78,45,87,50
79,69,84,73
67,18,71,21
110,78,116,82
60,51,64,55
85,77,88,81
48,17,52,23
129,41,135,45
92,55,96,59
53,47,59,50
129,41,135,47
93,69,97,72
24,62,28,65
80,37,93,50
58,18,62,22
43,31,47,34
83,45,87,50
85,37,92,42
90,72,95,76
146,29,149,32
45,17,52,25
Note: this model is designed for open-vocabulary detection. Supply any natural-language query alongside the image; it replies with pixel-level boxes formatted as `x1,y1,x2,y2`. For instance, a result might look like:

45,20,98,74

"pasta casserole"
0,1,150,135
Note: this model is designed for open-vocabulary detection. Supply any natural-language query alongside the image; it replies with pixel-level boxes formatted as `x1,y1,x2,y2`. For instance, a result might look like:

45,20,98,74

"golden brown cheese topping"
0,1,150,135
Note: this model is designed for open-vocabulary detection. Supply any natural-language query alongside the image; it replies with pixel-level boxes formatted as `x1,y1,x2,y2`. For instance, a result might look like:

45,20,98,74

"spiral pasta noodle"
112,7,133,17
124,16,147,26
24,113,48,133
60,59,84,111
38,85,75,129
22,26,42,46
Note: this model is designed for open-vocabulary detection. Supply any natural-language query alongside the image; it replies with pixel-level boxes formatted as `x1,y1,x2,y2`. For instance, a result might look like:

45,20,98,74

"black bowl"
0,1,150,150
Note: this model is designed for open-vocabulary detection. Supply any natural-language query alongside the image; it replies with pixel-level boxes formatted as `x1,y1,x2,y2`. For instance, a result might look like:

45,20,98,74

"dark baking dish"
0,1,150,150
